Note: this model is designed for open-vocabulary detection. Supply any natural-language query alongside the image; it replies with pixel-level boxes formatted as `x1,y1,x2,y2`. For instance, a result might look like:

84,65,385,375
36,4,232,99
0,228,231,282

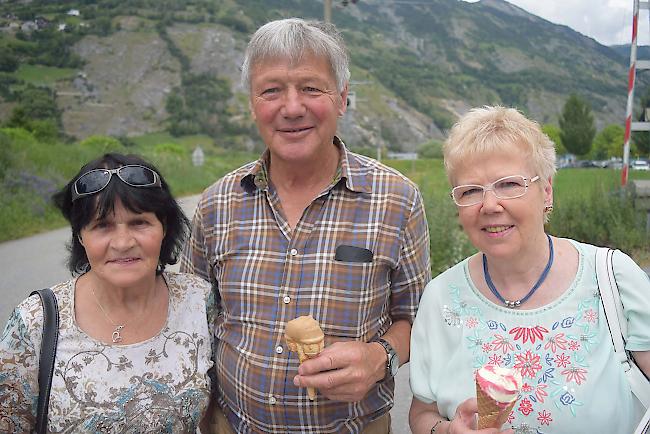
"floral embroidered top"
0,272,215,433
410,240,650,434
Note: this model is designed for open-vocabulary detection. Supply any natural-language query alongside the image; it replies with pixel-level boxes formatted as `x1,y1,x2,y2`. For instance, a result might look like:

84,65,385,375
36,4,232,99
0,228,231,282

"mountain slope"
0,0,640,151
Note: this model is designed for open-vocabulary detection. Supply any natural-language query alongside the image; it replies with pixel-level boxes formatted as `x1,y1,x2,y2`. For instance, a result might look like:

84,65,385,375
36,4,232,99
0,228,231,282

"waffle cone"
476,379,517,429
285,316,325,401
294,346,319,400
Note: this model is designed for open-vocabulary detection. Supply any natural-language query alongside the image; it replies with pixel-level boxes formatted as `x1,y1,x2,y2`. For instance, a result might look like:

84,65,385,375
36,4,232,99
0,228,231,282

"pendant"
504,300,522,309
112,325,125,343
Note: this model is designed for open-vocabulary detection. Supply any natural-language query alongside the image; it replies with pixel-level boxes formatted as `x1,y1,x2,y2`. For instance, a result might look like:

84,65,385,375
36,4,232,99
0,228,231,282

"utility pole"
377,122,382,162
324,0,332,23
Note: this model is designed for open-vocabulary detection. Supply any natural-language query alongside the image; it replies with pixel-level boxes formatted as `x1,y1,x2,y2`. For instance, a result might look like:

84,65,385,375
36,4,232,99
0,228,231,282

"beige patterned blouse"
0,271,215,433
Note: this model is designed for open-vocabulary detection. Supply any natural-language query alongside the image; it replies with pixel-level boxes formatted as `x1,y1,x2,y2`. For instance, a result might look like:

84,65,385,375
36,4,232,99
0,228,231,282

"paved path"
0,194,413,433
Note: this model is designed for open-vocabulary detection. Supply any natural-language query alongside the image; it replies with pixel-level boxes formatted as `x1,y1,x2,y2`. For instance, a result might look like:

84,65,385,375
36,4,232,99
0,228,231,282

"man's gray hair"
241,18,350,92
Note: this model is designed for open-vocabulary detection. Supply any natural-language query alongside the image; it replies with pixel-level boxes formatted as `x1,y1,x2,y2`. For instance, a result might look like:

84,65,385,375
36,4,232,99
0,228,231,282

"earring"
544,204,554,213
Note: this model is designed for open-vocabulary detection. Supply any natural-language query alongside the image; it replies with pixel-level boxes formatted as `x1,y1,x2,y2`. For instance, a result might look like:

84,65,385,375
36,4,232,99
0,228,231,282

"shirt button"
283,296,291,304
269,396,277,405
275,345,284,354
290,248,298,256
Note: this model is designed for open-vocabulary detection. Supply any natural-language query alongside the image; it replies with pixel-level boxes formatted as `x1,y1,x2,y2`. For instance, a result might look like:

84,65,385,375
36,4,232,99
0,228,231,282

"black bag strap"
29,288,59,434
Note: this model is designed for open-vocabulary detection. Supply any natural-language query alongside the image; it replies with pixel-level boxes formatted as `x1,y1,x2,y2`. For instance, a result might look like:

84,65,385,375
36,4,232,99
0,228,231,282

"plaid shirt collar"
240,136,372,194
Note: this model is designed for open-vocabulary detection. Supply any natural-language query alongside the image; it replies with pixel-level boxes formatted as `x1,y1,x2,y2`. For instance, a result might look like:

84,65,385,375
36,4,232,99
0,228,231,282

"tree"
417,139,443,159
590,124,626,160
633,86,650,157
15,87,60,120
542,124,566,155
166,74,233,137
0,47,18,72
559,94,596,157
5,86,62,140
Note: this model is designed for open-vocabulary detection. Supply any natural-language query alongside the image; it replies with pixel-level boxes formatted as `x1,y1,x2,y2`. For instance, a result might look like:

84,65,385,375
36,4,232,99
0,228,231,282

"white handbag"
595,247,650,434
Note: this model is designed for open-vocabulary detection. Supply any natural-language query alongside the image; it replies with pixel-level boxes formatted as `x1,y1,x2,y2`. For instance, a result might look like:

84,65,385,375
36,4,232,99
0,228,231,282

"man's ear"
338,84,349,117
249,99,256,121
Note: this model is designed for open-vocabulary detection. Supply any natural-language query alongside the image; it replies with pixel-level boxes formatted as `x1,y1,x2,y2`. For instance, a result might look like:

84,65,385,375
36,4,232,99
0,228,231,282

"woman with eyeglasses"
408,107,650,434
0,153,215,432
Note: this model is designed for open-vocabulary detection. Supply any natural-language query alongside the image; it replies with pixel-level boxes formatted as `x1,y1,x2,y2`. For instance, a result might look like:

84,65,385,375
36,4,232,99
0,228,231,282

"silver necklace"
90,287,129,343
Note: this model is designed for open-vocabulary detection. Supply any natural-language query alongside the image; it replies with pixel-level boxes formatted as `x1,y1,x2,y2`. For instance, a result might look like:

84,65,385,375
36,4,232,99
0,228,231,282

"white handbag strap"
636,407,650,434
596,247,628,362
596,247,650,420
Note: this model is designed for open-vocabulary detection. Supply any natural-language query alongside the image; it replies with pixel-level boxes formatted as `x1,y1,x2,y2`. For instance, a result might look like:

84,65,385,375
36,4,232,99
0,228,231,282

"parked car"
604,158,624,170
631,159,650,171
575,160,599,168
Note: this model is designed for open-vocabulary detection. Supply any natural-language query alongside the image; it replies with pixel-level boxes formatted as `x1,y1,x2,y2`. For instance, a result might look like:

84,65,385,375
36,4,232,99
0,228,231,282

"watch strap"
374,337,396,380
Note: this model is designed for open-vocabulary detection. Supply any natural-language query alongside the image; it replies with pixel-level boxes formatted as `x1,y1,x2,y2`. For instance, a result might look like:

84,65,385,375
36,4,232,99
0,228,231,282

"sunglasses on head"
71,165,161,202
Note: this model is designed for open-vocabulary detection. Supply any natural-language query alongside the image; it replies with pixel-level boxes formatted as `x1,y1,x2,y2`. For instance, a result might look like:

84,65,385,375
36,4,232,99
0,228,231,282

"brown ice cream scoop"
285,315,325,400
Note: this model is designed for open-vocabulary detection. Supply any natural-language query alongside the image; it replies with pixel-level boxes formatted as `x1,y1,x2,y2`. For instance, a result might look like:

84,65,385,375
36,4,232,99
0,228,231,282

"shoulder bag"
29,288,59,434
595,247,650,434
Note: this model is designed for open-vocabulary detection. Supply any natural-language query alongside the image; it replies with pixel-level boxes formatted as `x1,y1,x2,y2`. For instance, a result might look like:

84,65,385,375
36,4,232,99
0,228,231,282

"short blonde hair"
443,106,556,186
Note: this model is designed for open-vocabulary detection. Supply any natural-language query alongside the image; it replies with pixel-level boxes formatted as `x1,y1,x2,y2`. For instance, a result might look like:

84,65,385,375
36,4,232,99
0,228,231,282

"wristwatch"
374,338,399,381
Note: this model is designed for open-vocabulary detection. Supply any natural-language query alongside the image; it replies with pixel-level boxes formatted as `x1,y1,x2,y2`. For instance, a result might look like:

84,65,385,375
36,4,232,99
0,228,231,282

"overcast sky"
464,0,646,46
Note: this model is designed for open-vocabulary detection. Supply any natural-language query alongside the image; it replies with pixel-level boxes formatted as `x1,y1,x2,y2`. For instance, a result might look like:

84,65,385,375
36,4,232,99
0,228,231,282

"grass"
0,128,257,241
1,130,649,269
130,132,215,150
13,64,77,87
168,24,205,59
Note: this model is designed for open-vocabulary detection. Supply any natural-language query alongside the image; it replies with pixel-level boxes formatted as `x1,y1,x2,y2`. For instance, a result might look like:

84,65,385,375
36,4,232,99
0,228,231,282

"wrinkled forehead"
249,51,335,83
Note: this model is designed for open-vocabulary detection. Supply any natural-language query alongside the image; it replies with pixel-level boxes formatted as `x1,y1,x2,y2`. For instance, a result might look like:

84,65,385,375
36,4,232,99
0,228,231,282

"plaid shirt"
181,139,430,433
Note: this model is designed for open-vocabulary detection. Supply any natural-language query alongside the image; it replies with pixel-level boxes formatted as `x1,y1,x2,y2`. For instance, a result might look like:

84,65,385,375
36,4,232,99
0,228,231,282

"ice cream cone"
475,365,522,429
476,380,518,429
285,315,325,400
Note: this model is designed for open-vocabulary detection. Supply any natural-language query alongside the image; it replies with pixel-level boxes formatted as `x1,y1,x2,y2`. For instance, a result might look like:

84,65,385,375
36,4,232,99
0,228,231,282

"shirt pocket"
322,258,391,339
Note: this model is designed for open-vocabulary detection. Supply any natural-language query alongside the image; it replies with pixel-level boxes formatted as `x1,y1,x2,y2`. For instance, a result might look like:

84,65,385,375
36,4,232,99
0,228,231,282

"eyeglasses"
450,175,540,207
72,165,161,202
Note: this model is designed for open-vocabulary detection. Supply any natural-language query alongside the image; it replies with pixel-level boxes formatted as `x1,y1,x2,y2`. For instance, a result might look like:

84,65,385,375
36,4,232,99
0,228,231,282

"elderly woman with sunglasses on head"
0,153,215,432
408,107,650,434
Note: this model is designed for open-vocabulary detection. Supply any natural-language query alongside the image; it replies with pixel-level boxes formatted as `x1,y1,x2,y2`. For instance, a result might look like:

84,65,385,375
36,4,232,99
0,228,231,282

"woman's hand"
447,398,514,434
410,396,514,434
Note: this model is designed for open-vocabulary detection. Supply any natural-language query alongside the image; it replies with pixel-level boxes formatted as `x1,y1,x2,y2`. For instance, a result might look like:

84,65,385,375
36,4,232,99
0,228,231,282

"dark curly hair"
52,153,190,276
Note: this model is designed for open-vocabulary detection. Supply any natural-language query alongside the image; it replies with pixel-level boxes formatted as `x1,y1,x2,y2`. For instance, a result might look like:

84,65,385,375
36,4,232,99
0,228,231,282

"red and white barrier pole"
623,0,641,186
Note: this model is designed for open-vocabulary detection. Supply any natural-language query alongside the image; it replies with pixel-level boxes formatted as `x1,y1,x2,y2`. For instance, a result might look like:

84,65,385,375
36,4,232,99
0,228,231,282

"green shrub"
0,131,12,178
79,135,125,154
424,191,476,276
0,46,18,73
418,140,443,159
217,13,254,33
548,185,648,258
30,119,60,143
153,142,185,156
0,184,64,239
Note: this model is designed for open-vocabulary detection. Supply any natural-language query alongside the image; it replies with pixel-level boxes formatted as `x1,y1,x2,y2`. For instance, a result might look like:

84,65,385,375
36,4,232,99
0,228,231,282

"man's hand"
293,340,386,402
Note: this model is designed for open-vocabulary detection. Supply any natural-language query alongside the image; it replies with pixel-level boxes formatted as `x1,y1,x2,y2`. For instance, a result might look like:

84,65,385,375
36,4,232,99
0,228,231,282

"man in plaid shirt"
181,18,431,434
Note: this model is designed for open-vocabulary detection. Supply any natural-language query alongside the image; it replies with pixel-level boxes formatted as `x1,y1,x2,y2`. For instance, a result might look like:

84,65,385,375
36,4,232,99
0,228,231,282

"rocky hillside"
0,0,641,152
